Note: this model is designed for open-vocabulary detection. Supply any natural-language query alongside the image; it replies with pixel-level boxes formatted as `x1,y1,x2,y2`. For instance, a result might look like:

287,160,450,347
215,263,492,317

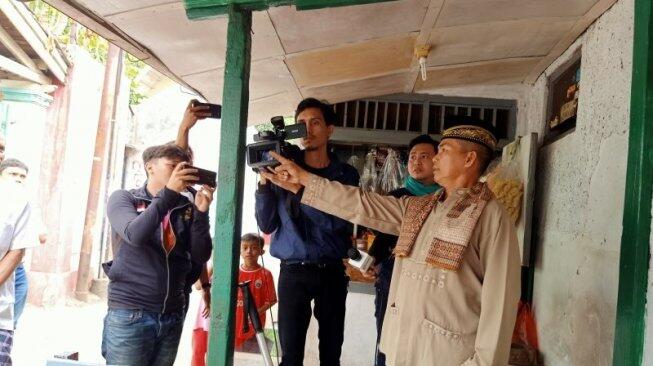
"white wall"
58,48,104,273
518,0,633,364
3,99,48,195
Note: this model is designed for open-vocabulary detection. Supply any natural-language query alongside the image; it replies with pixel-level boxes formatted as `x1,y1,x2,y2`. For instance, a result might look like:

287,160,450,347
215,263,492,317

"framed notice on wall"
545,57,581,145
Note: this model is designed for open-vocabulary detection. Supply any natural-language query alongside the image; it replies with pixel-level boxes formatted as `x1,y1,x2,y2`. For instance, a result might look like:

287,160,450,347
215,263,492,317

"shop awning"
42,0,616,122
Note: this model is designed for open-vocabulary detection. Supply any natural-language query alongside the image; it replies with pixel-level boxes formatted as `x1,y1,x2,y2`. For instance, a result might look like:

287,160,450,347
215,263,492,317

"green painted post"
207,5,252,366
612,0,653,365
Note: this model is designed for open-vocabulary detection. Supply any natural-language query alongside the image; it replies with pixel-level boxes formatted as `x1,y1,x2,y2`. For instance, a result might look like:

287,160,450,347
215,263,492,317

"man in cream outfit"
262,116,521,366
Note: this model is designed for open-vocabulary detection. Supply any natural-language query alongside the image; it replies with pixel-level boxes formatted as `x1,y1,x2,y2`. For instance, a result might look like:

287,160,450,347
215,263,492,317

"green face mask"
404,176,440,196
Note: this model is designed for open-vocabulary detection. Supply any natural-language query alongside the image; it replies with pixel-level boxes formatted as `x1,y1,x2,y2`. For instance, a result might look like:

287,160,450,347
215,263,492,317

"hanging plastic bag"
360,148,379,192
347,155,363,176
509,301,540,366
512,301,539,349
487,139,523,223
379,148,406,194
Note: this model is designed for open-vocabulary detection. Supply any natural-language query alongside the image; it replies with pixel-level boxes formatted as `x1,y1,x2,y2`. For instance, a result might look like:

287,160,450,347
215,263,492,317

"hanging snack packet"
487,140,523,223
361,148,379,192
379,148,405,194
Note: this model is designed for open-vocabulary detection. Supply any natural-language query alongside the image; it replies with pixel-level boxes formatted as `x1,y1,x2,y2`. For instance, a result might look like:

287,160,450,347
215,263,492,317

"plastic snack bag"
360,149,379,192
487,140,523,223
379,148,406,194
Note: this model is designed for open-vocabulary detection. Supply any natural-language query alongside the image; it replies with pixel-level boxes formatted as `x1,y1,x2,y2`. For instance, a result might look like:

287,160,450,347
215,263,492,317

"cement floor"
12,291,278,365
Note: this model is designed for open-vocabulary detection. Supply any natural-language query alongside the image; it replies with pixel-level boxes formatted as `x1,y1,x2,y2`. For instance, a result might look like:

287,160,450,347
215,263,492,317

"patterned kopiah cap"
441,115,498,150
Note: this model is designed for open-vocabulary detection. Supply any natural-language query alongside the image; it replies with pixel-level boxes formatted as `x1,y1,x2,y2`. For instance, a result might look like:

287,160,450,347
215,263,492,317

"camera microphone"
348,247,374,272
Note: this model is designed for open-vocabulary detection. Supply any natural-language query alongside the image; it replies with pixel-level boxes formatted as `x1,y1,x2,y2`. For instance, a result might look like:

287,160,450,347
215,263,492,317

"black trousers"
374,285,389,366
277,262,349,366
374,257,394,366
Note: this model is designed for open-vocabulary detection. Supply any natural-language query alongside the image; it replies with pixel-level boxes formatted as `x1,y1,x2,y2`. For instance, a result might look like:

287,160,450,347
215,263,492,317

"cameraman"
255,98,359,366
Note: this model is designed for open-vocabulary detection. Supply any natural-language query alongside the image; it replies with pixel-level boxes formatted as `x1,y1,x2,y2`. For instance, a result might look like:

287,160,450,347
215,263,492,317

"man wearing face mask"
367,135,440,366
102,144,214,366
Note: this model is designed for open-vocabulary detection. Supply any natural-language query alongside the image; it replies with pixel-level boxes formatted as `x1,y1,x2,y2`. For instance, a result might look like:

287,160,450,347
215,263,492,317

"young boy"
191,234,277,365
235,233,277,352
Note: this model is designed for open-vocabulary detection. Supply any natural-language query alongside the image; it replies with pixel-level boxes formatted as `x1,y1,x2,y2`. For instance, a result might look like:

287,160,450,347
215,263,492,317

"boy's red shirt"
235,265,277,346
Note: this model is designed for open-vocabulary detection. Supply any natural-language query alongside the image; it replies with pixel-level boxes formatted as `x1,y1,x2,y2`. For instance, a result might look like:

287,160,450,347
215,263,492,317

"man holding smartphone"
102,144,214,366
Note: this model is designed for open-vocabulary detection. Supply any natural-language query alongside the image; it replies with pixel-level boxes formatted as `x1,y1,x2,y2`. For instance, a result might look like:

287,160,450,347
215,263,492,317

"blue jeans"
101,308,184,366
13,264,27,329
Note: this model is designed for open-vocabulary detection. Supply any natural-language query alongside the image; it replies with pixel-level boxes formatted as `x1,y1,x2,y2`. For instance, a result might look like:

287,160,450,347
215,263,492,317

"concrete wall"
517,0,633,364
2,99,48,195
58,48,104,281
28,47,133,304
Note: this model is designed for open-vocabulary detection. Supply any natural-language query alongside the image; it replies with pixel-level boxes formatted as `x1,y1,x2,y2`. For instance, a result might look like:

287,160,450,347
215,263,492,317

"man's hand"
181,100,212,130
258,173,268,185
259,151,310,193
202,289,211,318
361,264,380,280
260,167,302,194
166,162,198,193
195,185,215,212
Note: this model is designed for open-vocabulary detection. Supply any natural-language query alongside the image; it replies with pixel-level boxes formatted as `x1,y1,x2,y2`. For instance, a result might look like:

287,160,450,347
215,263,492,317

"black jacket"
104,184,212,313
368,187,413,291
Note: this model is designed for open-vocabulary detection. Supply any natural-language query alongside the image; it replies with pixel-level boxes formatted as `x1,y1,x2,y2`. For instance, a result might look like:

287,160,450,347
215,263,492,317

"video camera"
246,116,307,172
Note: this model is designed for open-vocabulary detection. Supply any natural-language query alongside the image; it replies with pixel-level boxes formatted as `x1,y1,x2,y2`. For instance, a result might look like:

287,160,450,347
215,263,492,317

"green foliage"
125,54,147,105
27,0,147,105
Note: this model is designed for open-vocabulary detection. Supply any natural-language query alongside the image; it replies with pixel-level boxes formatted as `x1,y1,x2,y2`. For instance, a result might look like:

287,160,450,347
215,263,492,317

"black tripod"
238,281,274,366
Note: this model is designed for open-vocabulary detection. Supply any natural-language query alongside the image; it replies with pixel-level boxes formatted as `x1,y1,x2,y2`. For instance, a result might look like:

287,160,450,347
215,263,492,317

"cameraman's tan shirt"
301,175,520,366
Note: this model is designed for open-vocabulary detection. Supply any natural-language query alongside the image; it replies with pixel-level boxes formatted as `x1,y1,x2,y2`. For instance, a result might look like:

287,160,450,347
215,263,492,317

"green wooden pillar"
208,5,252,366
612,0,653,364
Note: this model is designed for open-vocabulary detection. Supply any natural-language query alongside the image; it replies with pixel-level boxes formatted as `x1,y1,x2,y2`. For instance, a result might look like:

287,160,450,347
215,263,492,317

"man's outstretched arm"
262,152,407,235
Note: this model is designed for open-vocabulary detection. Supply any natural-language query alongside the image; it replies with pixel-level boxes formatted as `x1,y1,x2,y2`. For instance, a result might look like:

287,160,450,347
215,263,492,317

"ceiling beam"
0,24,46,76
0,0,66,82
184,0,397,20
404,0,444,93
0,54,51,84
267,8,304,100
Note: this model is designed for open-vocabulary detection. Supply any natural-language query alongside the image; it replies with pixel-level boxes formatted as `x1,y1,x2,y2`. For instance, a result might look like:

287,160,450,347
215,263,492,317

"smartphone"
189,166,217,188
193,101,221,119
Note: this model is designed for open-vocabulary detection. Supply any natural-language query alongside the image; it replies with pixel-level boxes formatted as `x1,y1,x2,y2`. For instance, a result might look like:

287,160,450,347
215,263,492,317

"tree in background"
28,0,146,105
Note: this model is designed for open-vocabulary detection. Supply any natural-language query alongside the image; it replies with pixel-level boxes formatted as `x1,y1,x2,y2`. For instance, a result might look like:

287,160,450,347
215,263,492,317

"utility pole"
74,43,122,301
